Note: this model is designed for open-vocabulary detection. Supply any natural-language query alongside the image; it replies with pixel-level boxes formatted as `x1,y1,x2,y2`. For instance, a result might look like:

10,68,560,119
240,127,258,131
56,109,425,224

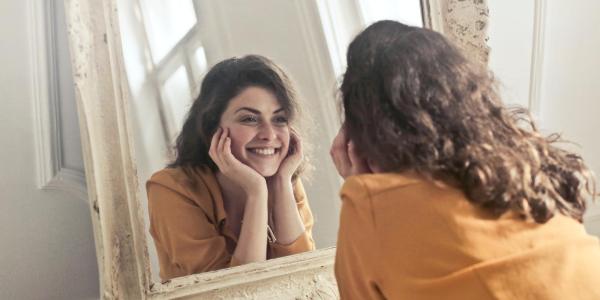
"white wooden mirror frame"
63,0,490,298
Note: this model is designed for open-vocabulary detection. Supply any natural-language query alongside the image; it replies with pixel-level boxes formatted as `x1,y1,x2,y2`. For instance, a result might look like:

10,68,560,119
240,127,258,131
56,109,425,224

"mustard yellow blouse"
147,166,315,281
335,172,600,299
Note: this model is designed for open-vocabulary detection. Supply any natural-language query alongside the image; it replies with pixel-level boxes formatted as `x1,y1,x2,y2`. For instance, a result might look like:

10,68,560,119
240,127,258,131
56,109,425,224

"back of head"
341,20,595,223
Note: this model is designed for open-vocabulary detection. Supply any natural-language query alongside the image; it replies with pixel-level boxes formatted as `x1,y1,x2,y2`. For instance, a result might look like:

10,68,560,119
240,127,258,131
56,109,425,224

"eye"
273,115,289,126
239,115,259,124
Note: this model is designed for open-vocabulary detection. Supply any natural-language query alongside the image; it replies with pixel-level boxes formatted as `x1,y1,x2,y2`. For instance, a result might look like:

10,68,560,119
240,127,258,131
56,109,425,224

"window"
119,0,208,143
317,0,423,78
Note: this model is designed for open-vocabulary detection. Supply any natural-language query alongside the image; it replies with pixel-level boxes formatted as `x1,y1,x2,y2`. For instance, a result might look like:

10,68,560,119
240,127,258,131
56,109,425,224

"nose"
257,123,277,141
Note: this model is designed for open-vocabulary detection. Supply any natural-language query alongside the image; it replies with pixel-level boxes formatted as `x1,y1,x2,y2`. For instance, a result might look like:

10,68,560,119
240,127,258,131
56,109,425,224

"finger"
217,127,227,154
330,128,343,165
331,143,351,177
209,128,222,154
288,132,302,157
329,135,344,172
216,128,230,169
222,135,236,170
223,137,233,157
333,154,348,178
330,150,343,175
289,127,298,140
221,137,239,168
209,128,223,164
331,127,348,154
348,141,369,173
330,136,341,158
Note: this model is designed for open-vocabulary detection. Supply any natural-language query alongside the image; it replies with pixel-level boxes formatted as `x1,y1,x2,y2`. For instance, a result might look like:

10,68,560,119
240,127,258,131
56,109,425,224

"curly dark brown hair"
169,55,309,183
341,20,595,223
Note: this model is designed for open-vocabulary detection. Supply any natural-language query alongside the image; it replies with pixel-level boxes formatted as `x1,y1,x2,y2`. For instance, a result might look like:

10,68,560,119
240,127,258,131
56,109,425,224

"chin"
243,157,283,178
253,166,279,178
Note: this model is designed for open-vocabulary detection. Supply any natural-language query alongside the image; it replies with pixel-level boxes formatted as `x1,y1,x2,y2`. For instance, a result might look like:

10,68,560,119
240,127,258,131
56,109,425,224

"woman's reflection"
146,55,315,281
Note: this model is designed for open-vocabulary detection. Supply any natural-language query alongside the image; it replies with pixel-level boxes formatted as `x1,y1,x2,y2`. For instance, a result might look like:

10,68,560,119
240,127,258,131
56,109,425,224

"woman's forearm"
269,177,305,245
232,191,269,265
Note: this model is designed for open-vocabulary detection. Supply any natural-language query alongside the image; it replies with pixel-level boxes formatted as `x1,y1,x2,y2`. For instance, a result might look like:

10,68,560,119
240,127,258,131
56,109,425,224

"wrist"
269,173,292,185
246,184,269,204
243,178,268,199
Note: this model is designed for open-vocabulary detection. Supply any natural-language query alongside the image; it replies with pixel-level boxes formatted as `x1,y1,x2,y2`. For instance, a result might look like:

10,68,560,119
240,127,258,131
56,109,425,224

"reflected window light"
139,0,197,63
191,46,208,83
357,0,423,27
117,0,149,98
317,0,423,79
161,66,193,139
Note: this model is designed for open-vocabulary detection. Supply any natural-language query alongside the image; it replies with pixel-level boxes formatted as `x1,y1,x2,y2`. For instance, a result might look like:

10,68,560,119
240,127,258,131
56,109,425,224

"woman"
147,55,315,281
331,21,600,299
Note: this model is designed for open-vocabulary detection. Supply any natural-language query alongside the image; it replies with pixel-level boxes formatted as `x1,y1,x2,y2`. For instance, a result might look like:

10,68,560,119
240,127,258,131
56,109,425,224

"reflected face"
219,86,290,177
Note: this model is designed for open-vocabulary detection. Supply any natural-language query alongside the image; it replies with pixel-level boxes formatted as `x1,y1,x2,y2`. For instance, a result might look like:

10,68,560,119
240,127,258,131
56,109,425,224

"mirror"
63,0,490,297
117,0,425,283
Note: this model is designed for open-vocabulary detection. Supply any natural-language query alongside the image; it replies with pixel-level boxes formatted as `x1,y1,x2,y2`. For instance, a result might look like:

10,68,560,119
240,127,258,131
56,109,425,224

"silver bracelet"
267,224,277,244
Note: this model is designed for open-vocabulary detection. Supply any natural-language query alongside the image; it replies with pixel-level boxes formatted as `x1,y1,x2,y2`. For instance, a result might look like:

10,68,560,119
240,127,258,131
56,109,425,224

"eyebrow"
234,107,285,114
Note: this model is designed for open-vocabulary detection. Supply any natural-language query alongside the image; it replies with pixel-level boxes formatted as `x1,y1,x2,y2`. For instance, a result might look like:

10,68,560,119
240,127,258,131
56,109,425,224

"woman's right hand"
209,127,267,196
330,125,372,178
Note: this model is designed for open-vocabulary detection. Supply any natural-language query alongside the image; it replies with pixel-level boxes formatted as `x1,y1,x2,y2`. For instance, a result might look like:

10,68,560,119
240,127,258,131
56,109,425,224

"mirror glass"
116,0,423,283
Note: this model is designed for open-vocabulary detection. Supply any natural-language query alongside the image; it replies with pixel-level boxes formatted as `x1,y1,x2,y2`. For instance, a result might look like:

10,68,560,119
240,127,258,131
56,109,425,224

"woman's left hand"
268,130,306,244
275,130,303,181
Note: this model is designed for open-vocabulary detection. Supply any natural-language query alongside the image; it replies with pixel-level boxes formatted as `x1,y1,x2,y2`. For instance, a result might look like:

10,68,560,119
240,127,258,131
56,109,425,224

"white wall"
488,0,600,235
487,0,535,109
538,0,600,235
0,0,99,299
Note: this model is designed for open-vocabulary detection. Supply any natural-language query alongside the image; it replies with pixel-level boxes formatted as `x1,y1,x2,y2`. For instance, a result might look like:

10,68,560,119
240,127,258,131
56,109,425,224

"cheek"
227,127,254,155
278,129,291,154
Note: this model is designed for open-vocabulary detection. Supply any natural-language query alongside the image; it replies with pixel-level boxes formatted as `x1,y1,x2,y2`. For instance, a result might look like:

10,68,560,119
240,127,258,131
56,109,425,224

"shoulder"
337,173,423,233
146,166,219,211
148,166,214,191
340,172,423,203
340,172,471,221
148,167,187,185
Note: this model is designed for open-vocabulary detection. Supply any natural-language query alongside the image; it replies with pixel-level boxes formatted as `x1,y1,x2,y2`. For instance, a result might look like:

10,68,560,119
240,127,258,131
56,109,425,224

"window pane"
358,0,423,27
161,66,192,139
191,46,208,82
140,0,197,63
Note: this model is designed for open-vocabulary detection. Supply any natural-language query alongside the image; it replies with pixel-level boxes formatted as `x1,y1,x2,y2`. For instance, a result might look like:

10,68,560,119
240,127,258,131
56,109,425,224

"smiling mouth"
247,147,280,156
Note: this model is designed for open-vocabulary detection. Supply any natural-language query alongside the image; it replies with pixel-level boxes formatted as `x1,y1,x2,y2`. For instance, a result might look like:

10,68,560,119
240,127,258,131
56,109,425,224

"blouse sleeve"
269,179,316,257
335,177,384,299
147,181,233,281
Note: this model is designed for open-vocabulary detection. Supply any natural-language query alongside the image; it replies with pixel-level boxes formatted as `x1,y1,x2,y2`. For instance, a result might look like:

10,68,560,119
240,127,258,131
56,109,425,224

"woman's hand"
266,130,306,245
209,127,267,196
330,125,372,179
274,130,303,181
210,128,268,266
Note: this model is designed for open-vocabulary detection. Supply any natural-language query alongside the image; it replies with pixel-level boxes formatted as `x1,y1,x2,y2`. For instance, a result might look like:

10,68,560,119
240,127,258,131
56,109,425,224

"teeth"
250,148,276,156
